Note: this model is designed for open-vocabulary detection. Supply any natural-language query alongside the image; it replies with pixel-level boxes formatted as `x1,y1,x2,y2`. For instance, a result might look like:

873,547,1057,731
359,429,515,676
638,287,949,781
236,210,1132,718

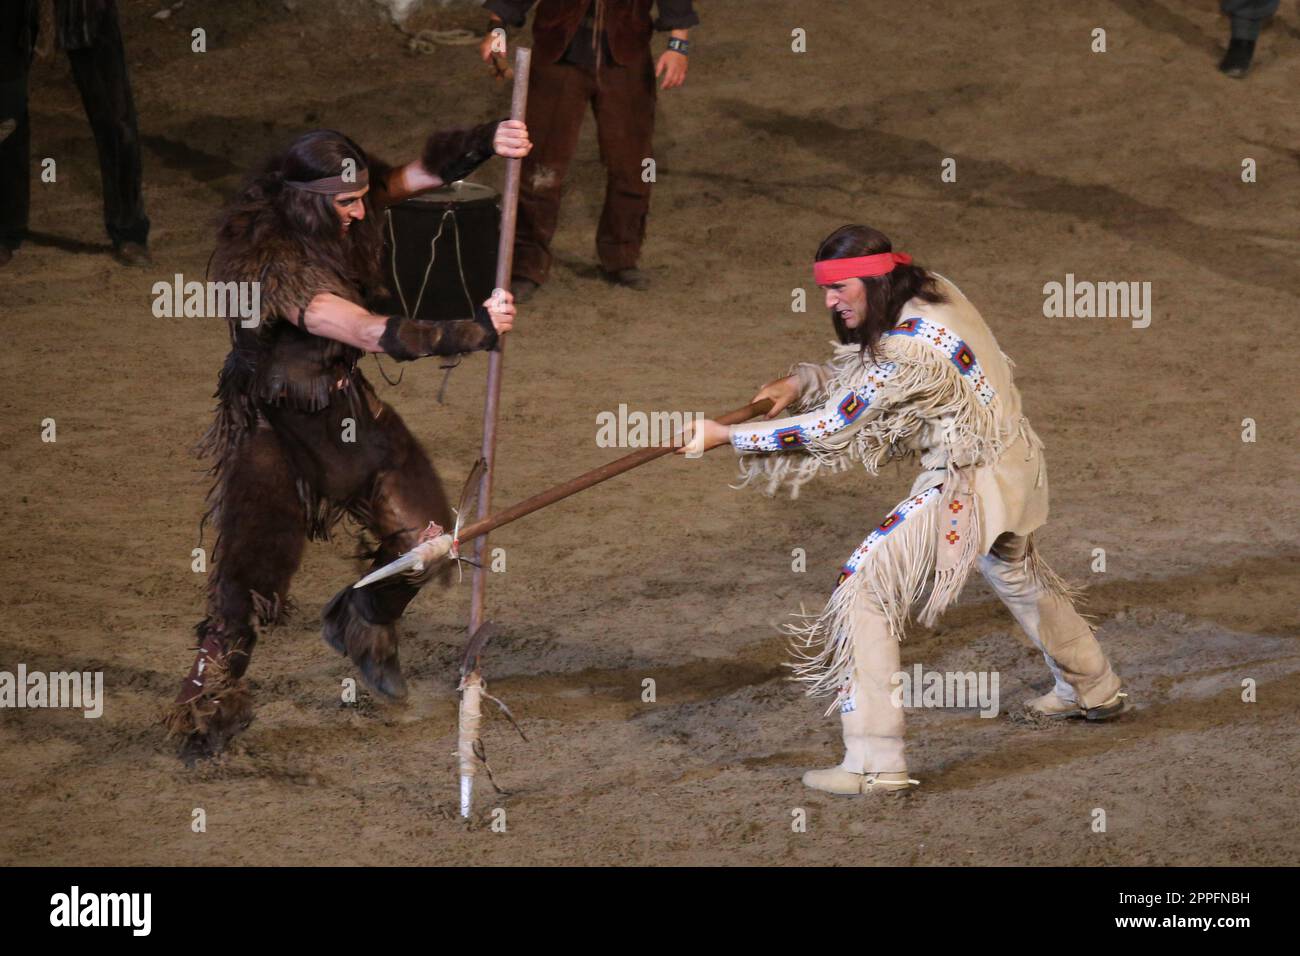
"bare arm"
302,294,388,352
369,162,447,211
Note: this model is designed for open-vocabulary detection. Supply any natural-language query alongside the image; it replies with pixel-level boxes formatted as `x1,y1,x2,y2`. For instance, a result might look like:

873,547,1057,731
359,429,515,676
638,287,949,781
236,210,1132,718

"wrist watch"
667,36,689,55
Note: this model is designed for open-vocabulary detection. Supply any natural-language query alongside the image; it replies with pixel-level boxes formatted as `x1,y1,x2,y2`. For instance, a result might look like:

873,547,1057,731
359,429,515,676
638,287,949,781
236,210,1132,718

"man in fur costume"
166,119,532,760
682,224,1127,796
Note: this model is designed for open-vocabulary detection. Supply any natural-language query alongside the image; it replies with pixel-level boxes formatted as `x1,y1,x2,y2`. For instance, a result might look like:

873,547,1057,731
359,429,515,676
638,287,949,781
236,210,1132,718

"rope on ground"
406,28,481,54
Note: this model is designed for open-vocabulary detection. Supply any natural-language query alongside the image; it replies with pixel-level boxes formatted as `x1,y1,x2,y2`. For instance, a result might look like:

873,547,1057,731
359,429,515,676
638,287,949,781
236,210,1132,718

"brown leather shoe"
511,277,539,304
601,267,650,291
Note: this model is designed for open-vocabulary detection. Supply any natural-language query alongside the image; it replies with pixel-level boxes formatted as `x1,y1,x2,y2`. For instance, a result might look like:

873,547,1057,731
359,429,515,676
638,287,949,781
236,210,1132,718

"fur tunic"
197,207,394,542
197,123,502,541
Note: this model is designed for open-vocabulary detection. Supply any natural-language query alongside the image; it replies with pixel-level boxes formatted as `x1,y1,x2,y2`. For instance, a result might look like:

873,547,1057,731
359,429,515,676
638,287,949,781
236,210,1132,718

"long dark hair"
816,224,945,363
216,129,386,293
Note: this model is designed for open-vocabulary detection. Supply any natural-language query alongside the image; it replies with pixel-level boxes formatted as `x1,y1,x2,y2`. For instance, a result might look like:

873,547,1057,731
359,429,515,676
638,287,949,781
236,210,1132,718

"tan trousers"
838,531,1121,774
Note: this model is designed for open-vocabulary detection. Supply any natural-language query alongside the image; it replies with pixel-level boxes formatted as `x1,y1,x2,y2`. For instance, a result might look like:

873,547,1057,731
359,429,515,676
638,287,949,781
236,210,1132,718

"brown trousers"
512,50,657,284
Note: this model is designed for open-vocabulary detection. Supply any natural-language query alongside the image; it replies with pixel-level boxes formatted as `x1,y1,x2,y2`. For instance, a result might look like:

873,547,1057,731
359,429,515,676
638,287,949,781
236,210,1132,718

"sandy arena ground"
1,0,1298,866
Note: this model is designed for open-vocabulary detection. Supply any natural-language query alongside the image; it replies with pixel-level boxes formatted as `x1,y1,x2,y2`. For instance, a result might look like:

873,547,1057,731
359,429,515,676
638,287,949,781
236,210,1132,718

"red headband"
814,252,912,285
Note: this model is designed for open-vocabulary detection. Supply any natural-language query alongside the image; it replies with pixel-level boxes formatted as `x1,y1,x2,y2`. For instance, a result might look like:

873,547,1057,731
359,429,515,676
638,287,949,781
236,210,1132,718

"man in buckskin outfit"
166,118,532,760
681,225,1127,796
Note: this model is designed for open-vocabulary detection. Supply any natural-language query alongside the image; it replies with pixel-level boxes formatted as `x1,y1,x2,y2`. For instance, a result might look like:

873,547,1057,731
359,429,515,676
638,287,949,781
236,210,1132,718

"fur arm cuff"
378,310,497,362
421,120,502,185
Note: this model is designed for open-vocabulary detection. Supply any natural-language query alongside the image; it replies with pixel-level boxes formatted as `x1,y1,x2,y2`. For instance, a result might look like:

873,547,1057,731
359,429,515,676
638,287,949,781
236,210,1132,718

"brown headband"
285,166,370,194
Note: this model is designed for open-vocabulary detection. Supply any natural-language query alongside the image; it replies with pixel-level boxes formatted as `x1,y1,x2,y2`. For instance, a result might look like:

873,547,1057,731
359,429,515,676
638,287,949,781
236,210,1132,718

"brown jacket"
484,0,698,65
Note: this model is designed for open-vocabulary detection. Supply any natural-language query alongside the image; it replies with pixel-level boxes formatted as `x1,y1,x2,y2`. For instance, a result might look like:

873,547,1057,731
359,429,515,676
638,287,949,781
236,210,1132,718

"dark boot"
112,240,151,267
600,266,650,291
322,585,409,701
511,277,540,303
1219,38,1256,77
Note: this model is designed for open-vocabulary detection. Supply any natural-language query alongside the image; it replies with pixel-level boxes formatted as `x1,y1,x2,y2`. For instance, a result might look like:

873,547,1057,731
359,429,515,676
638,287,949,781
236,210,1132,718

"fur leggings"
167,392,453,752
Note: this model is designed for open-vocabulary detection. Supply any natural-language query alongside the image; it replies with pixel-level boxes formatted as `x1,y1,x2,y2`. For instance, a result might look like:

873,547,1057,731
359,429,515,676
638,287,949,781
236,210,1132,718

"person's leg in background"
979,531,1125,718
0,2,36,267
65,4,150,264
511,58,593,299
591,48,656,290
1218,0,1281,77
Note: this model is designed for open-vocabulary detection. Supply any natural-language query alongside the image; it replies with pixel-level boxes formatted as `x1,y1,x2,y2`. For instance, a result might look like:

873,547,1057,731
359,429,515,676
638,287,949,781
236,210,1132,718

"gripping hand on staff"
301,287,516,360
674,418,731,456
493,119,532,159
485,289,515,335
750,375,801,419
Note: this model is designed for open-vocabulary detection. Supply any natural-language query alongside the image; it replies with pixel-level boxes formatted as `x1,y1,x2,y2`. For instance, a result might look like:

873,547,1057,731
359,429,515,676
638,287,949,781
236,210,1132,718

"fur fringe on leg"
161,649,254,758
321,586,407,700
322,586,395,662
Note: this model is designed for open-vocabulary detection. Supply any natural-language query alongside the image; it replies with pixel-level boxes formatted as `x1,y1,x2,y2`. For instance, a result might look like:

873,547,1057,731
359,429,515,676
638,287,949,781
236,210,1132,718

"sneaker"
600,267,650,291
802,766,918,795
1219,38,1255,78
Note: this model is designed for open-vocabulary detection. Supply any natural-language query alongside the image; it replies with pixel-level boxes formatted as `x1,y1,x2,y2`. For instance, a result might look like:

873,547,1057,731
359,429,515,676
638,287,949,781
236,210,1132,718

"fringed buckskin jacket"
728,276,1049,637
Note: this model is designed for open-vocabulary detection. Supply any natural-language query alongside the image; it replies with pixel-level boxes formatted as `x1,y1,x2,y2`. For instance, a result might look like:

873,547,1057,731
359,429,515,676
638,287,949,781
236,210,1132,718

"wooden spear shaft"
469,45,531,641
461,46,530,819
456,398,775,548
352,398,777,595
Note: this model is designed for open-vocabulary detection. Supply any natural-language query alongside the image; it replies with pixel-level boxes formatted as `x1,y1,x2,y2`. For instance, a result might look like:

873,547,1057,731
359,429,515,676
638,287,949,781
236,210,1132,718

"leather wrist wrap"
422,120,501,185
378,313,497,362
